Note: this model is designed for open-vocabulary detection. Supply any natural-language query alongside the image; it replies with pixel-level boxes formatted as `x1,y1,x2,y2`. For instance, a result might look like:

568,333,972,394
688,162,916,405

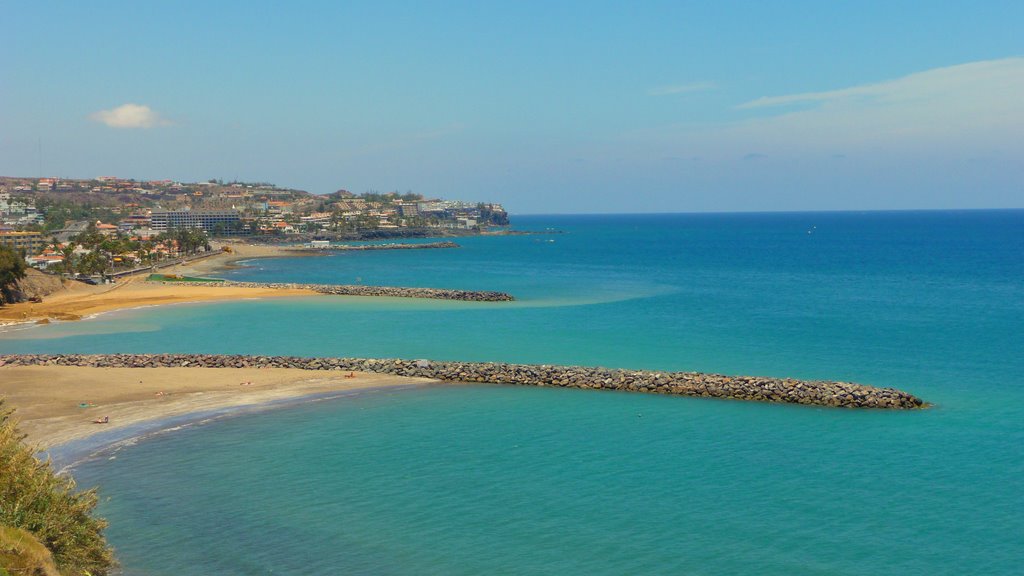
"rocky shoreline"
146,279,515,302
238,228,482,243
0,354,926,409
227,227,563,245
288,241,460,252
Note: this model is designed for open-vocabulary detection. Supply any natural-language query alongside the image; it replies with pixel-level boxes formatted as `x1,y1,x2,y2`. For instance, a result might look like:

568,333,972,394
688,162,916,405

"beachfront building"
0,230,45,254
150,209,240,232
300,212,332,226
396,202,419,217
118,213,152,233
26,253,65,269
416,200,444,214
96,223,119,237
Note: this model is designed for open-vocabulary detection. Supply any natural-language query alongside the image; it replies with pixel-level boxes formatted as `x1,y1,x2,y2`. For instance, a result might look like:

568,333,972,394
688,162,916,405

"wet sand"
0,365,438,450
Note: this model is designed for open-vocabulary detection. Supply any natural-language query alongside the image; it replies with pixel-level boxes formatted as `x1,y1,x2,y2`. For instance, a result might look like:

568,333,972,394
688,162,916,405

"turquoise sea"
2,211,1023,575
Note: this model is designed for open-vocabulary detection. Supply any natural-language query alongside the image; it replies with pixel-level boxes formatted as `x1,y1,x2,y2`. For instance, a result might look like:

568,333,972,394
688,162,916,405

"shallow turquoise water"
3,211,1023,574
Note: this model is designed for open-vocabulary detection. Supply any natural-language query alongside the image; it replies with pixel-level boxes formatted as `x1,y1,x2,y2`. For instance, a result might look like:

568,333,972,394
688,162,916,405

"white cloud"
738,57,1024,111
725,57,1024,152
625,57,1024,158
648,81,717,96
89,103,170,128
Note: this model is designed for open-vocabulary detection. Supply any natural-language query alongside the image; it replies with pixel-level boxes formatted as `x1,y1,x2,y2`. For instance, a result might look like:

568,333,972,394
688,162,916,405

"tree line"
48,224,211,277
0,245,28,305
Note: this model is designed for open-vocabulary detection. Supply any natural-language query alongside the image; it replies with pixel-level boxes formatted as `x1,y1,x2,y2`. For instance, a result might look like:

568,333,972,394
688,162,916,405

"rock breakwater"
146,280,515,302
291,241,460,252
0,354,925,409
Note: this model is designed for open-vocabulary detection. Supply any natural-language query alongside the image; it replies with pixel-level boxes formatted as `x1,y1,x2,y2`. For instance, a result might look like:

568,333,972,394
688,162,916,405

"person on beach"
93,416,109,424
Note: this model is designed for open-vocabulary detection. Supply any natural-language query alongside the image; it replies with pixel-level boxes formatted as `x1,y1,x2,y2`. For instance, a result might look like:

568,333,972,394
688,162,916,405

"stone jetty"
146,280,515,302
0,354,926,409
290,241,460,252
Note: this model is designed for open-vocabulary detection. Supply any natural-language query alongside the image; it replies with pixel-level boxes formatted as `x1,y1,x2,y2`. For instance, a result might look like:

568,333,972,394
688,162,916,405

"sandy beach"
0,244,438,458
0,243,320,325
0,365,438,450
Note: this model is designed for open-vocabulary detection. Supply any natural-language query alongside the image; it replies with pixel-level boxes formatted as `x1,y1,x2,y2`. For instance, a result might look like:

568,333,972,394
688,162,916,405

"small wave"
48,383,429,472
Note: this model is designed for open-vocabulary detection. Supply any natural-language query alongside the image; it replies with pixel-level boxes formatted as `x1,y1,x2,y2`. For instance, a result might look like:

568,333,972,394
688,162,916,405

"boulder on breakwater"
0,354,926,409
146,280,515,302
289,241,460,252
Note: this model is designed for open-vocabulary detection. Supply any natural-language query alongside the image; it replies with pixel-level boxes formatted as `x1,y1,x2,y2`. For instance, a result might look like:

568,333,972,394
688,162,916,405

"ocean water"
3,211,1023,574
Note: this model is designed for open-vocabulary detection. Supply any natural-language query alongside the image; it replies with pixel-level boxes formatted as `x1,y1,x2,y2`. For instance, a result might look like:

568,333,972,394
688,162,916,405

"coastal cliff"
0,354,926,409
3,269,65,304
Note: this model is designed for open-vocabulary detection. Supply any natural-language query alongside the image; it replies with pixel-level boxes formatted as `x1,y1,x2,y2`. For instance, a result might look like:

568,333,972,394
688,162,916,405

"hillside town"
0,175,509,276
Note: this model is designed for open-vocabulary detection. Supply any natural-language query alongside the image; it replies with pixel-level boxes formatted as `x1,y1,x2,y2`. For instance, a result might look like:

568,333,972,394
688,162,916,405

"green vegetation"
49,225,212,277
0,246,28,305
163,227,210,256
72,225,207,259
209,220,248,236
32,198,120,232
356,191,422,203
0,400,115,575
477,202,509,226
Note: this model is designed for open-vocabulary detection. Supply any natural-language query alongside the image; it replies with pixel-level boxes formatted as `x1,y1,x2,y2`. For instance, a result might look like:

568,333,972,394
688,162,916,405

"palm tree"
59,244,77,275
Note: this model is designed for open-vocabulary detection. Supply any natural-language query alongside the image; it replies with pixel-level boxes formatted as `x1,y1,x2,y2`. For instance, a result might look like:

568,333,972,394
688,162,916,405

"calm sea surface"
2,211,1022,574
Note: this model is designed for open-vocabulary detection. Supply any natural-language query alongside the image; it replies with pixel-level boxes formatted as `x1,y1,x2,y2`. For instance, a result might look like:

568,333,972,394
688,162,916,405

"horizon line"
509,207,1024,217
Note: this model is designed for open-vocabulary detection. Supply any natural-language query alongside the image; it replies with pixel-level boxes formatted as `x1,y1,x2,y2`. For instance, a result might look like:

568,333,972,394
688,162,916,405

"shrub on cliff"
0,246,28,305
0,525,60,575
0,400,114,575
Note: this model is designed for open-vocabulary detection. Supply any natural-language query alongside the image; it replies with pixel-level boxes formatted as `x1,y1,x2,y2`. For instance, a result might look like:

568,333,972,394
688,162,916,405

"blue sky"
2,1,1022,213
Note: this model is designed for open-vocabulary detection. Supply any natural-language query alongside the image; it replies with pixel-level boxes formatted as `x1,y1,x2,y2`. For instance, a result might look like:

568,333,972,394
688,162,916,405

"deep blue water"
3,210,1023,574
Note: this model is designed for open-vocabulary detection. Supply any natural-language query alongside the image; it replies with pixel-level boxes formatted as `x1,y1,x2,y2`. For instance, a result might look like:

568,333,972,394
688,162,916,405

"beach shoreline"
0,243,320,327
0,365,440,458
45,384,432,472
0,240,512,326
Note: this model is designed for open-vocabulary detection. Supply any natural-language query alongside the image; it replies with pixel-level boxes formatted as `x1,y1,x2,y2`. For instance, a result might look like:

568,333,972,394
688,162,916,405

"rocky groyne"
0,354,925,409
290,241,460,252
146,280,515,302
